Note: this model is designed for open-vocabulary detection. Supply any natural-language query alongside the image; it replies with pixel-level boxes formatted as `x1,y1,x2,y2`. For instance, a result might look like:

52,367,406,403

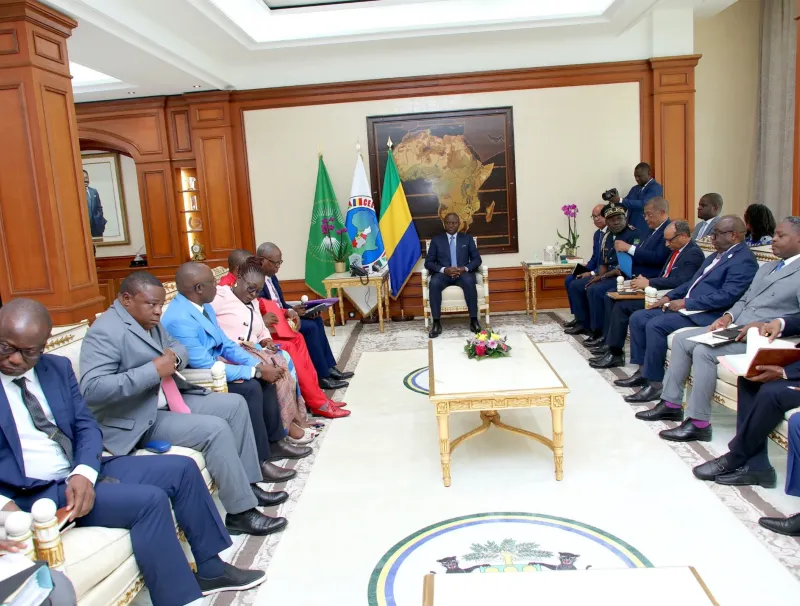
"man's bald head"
0,299,52,376
175,262,217,304
256,242,279,258
257,242,283,277
591,204,606,229
712,215,747,253
227,249,252,274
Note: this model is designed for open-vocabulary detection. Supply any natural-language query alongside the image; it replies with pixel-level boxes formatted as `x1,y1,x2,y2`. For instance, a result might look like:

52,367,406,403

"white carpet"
255,338,800,605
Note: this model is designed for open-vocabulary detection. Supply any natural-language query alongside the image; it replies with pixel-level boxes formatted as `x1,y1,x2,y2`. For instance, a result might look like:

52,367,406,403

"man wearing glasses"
564,203,606,328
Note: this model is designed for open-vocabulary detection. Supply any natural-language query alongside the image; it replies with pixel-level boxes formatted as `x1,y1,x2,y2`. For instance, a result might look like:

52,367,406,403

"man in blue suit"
583,197,673,351
608,162,663,233
83,170,107,239
0,299,265,604
623,216,757,406
256,242,353,391
424,213,483,338
161,262,310,480
564,204,606,328
589,220,704,369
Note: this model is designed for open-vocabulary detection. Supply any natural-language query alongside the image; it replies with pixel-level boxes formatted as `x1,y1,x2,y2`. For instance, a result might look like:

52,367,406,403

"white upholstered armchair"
421,237,490,329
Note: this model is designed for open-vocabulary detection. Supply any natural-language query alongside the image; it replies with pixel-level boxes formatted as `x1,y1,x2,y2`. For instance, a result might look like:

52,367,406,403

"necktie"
449,235,457,267
773,260,786,273
161,376,191,414
12,377,73,463
202,307,212,321
663,250,679,277
697,222,707,239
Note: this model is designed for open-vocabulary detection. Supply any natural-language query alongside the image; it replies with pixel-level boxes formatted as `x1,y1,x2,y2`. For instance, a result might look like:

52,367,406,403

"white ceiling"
40,0,739,103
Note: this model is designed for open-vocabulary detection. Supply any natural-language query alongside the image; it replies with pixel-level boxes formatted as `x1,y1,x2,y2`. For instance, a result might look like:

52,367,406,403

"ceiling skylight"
70,62,122,87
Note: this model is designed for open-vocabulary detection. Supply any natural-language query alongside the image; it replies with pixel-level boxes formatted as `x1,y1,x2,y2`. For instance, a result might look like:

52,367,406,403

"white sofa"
665,243,798,449
5,268,229,606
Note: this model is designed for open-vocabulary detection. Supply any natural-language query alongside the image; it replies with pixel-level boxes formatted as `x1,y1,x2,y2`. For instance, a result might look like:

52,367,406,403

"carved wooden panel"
33,32,63,64
0,29,18,55
138,165,180,262
195,129,237,255
77,112,166,161
170,109,192,154
656,99,692,221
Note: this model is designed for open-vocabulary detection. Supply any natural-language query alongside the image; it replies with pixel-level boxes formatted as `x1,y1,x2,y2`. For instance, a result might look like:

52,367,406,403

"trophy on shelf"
190,194,198,210
186,177,197,191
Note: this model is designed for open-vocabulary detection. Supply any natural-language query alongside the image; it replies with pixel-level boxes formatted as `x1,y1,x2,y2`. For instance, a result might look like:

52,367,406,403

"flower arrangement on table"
321,217,351,270
557,204,579,256
465,329,512,360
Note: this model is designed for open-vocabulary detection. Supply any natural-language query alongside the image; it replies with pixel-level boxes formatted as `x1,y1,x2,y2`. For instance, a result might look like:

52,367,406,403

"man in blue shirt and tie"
425,213,483,338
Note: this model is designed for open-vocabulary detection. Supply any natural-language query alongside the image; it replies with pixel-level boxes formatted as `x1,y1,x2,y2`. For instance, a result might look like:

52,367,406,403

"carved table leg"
377,281,385,333
437,412,451,487
325,286,336,336
551,404,564,481
338,289,346,327
523,268,531,317
531,271,538,323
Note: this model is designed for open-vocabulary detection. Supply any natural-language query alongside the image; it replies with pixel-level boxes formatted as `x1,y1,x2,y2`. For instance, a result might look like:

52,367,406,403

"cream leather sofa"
3,268,229,606
665,243,798,449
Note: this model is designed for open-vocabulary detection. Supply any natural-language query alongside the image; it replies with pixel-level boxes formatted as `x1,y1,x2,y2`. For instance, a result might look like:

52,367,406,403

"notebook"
718,328,800,377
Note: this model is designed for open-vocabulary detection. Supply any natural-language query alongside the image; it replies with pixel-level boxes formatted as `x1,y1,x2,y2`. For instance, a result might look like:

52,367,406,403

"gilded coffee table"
428,334,569,487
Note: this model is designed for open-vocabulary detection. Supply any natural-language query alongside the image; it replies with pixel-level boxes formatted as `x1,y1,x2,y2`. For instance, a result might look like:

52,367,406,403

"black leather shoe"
615,371,647,388
429,320,442,339
635,401,684,422
196,562,267,595
564,319,578,328
268,438,312,461
589,353,624,369
759,513,800,536
329,367,354,380
692,454,739,481
225,509,287,536
252,485,289,507
470,319,482,333
564,324,586,335
715,465,777,488
588,345,610,356
320,376,348,390
583,335,605,348
260,461,296,483
659,419,711,442
624,385,662,403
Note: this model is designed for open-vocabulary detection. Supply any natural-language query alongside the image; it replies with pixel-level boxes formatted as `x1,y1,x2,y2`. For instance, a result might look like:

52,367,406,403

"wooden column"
792,0,800,215
0,0,104,323
650,55,700,223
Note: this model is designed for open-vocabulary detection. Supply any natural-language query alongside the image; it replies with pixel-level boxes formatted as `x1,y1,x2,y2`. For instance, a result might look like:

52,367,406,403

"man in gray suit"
637,217,800,442
691,193,723,240
79,272,289,537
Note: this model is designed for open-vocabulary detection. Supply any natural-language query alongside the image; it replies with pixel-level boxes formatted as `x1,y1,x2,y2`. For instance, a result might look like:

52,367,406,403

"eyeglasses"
0,342,44,361
664,234,682,243
242,279,260,294
266,259,283,266
591,214,602,219
710,230,737,238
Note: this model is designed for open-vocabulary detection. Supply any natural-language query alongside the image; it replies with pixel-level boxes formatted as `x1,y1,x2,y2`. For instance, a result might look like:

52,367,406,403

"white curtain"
754,0,797,220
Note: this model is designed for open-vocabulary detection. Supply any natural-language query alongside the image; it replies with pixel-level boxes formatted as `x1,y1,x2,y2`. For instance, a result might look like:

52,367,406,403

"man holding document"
636,217,800,443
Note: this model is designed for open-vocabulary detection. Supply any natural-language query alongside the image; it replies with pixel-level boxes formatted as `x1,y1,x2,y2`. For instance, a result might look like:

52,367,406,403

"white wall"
85,152,147,259
694,0,762,220
245,83,640,280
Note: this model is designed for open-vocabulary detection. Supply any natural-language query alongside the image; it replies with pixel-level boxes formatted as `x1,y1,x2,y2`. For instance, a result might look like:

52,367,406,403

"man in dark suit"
692,193,723,240
692,315,800,492
0,299,265,603
757,414,800,536
564,204,606,329
83,170,107,239
607,162,663,232
565,203,641,338
583,197,672,350
424,213,483,338
623,216,758,406
256,242,353,390
589,220,704,368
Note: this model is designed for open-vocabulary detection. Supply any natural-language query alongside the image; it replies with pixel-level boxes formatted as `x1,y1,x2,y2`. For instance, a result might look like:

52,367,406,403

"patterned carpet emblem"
368,512,652,605
402,366,429,395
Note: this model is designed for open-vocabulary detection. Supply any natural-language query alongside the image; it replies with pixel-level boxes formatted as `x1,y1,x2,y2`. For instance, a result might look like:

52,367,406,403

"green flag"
305,155,349,296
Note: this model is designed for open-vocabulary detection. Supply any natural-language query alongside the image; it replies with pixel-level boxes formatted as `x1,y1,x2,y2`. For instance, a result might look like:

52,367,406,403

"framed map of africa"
367,107,518,254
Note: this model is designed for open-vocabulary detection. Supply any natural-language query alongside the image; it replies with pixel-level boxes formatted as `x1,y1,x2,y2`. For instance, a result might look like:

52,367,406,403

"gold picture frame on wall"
81,152,130,247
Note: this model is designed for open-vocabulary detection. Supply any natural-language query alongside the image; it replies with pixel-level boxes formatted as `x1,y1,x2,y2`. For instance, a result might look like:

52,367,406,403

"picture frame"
81,152,130,246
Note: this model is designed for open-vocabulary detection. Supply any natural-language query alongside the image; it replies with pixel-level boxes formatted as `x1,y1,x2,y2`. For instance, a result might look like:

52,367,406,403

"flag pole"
355,139,380,326
385,135,415,323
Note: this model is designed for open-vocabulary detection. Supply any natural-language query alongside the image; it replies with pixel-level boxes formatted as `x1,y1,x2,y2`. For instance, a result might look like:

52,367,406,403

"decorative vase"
334,261,346,273
565,247,578,258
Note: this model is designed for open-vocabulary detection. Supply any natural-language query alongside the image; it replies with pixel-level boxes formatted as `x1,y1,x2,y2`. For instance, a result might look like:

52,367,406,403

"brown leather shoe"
260,461,296,483
268,438,312,461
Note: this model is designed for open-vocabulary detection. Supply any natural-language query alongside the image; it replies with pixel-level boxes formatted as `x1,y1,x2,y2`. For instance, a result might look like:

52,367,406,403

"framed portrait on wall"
81,152,130,246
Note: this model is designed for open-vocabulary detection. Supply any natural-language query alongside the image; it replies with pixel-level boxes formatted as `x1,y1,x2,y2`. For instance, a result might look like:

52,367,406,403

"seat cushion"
63,526,133,600
441,284,487,304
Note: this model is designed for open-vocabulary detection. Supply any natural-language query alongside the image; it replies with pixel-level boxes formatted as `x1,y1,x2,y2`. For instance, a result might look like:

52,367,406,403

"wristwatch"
254,368,262,380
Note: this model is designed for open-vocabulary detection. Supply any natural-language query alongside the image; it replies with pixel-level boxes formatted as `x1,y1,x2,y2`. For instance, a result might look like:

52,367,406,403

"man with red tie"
80,271,290,537
588,221,704,368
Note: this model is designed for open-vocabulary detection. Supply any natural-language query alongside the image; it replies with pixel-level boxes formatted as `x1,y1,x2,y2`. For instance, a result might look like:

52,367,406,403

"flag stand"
391,292,414,322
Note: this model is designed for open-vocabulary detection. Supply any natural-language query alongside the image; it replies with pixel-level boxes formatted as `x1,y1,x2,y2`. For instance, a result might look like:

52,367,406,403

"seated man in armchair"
425,212,483,338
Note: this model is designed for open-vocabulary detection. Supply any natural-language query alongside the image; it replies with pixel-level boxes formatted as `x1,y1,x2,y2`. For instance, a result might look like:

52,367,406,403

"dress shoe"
564,318,578,328
329,367,354,380
225,509,287,536
588,344,610,356
589,353,624,369
615,371,647,388
260,461,296,483
759,513,800,536
715,465,777,488
310,403,351,418
268,438,312,461
320,376,348,390
583,335,605,348
624,385,662,403
470,319,482,333
659,419,711,442
196,562,267,595
252,485,289,507
635,401,684,422
429,320,442,339
692,454,739,481
564,324,586,335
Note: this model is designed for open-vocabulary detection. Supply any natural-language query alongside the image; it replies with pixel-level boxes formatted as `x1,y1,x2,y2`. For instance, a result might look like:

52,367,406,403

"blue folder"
617,252,633,278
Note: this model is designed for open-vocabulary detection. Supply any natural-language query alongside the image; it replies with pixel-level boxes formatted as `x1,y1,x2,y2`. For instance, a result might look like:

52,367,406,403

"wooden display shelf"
179,209,200,213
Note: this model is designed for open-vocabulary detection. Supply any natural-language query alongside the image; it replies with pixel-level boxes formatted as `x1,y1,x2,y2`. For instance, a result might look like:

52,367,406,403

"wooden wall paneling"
166,97,193,160
650,56,700,224
137,161,183,265
0,0,104,324
231,105,256,252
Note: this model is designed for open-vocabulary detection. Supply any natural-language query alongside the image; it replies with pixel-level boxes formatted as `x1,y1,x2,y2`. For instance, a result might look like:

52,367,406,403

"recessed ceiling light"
127,91,137,95
192,85,203,89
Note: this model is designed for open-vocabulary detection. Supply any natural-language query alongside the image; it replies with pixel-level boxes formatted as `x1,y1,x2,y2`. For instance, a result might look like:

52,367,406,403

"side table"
321,271,390,335
521,261,577,323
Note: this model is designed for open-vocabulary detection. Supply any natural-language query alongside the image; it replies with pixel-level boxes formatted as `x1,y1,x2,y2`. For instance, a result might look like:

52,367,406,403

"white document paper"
718,328,796,376
678,309,703,316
